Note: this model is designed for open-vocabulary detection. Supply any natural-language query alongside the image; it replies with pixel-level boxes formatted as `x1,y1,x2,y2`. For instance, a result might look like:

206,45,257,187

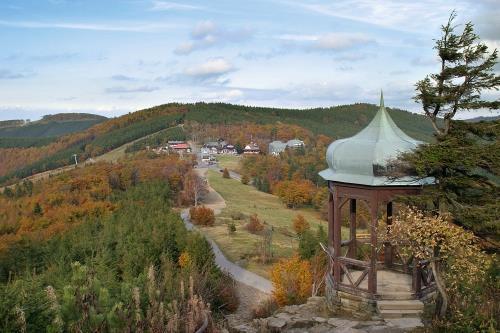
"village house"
203,138,237,155
221,144,237,154
268,139,305,155
167,141,191,154
243,142,260,154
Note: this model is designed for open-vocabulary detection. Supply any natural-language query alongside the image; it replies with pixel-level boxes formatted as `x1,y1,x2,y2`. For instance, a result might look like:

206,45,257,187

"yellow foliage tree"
270,255,312,306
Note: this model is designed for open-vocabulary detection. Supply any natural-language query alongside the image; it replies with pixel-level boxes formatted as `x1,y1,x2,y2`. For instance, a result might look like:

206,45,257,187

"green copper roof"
319,91,433,186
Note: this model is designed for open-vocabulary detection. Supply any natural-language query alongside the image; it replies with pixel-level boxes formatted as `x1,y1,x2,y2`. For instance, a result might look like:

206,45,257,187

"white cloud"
184,58,234,77
315,33,373,49
150,1,204,11
174,20,252,55
0,69,35,79
111,74,137,81
191,20,217,38
223,89,244,100
279,0,471,33
275,32,373,50
0,19,180,32
105,86,160,93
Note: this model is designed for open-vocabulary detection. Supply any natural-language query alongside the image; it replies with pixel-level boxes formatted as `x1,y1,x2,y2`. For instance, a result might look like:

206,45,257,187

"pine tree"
415,11,499,136
33,202,43,216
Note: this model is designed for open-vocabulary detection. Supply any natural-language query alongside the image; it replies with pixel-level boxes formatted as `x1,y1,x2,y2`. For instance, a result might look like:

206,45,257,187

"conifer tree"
415,11,499,136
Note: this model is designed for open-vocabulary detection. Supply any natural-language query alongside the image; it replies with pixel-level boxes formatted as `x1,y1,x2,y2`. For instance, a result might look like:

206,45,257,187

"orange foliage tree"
274,180,315,208
245,213,264,234
292,214,310,235
271,255,312,306
189,206,215,226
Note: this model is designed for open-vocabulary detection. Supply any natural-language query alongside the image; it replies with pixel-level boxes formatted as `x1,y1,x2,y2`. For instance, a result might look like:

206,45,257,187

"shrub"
222,168,230,178
227,222,236,234
189,206,215,226
384,207,495,329
178,251,192,268
241,174,250,185
292,214,310,235
251,297,279,319
246,214,264,234
271,255,312,306
230,211,245,220
298,226,327,260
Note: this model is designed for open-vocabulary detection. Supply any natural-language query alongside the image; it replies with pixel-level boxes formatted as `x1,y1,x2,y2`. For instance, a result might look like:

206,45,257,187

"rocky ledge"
229,297,425,333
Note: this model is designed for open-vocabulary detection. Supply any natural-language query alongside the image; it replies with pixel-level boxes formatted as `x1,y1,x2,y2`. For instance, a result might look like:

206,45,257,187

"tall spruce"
414,11,499,136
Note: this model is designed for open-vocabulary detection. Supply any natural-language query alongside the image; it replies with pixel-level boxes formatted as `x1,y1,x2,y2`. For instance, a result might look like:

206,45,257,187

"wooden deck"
348,269,413,296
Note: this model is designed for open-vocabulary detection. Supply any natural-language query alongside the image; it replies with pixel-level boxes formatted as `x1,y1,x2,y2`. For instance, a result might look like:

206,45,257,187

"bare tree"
184,171,208,206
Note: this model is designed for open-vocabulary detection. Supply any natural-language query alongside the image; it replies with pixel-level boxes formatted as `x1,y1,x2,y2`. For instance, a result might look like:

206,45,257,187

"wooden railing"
322,242,436,298
413,259,435,297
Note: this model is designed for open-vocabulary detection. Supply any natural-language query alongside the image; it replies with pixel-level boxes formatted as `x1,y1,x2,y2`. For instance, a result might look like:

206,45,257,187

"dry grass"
200,170,347,279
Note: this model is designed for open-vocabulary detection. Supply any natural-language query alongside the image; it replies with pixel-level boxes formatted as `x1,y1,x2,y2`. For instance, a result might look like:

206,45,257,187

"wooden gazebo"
319,92,435,318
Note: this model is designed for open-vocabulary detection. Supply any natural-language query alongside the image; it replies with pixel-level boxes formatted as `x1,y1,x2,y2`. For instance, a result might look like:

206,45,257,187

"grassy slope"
201,169,347,278
216,155,241,172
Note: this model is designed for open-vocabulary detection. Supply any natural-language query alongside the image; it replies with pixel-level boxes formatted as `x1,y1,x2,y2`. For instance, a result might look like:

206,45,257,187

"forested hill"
0,113,107,138
182,102,436,142
0,102,435,185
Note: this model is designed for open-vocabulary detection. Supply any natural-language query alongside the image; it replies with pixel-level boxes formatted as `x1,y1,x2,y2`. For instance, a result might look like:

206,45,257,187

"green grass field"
201,169,347,278
216,155,241,172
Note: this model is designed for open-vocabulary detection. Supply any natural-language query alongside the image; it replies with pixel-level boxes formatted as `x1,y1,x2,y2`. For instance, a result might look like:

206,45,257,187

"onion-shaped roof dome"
319,91,433,186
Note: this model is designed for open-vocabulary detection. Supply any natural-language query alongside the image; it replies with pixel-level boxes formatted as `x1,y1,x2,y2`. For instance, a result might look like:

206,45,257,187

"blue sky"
0,0,499,120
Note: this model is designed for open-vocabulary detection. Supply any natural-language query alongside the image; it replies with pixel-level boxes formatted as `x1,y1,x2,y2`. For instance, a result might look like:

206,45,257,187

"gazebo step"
377,300,424,311
378,292,414,300
378,309,423,319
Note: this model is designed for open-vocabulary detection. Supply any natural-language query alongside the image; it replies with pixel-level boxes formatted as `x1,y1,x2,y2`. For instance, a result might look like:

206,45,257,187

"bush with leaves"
189,206,215,226
240,174,250,185
246,213,264,234
383,207,495,331
270,255,312,306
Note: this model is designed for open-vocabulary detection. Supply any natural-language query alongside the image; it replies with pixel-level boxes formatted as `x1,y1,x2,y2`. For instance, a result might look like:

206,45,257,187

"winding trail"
181,167,273,295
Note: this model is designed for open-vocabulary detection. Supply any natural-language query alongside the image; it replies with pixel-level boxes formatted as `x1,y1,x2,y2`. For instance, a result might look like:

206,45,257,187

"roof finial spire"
380,89,384,108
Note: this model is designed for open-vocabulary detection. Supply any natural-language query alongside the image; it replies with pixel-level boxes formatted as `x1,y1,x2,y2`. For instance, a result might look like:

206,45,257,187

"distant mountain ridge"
0,113,107,138
465,115,500,123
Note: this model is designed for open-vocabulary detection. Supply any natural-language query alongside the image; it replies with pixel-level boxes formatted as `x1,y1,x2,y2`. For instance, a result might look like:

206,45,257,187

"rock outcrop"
228,296,425,333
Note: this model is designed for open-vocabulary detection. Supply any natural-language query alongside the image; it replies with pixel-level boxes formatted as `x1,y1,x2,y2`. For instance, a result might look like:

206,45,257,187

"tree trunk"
430,260,448,317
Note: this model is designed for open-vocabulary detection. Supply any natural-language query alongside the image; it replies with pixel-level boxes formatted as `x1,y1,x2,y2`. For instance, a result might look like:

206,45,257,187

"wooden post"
333,190,342,285
384,201,393,267
413,263,422,296
368,196,378,296
348,199,357,259
328,186,334,248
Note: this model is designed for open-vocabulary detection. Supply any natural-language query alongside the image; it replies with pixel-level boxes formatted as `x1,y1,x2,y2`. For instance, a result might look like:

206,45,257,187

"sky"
0,0,499,121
